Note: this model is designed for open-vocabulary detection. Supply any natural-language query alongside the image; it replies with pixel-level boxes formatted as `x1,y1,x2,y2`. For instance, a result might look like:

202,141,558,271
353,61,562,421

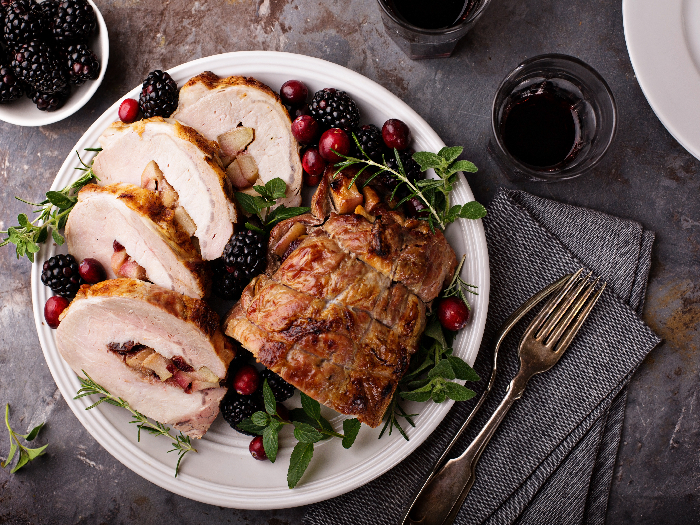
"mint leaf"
300,392,321,422
266,205,310,227
423,316,447,347
341,419,361,449
235,192,264,215
267,178,287,200
237,418,265,436
450,160,478,173
288,408,317,427
400,389,433,402
412,151,443,171
262,380,276,415
428,359,455,380
447,356,480,382
251,411,271,427
431,386,447,404
288,442,314,488
263,422,280,463
458,201,487,220
438,146,463,164
51,229,64,245
21,422,45,441
45,191,75,209
293,422,324,444
442,381,477,402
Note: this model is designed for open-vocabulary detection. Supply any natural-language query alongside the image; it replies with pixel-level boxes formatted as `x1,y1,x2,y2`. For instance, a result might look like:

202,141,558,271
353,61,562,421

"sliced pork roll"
91,117,237,260
65,183,209,299
56,279,235,439
172,72,303,207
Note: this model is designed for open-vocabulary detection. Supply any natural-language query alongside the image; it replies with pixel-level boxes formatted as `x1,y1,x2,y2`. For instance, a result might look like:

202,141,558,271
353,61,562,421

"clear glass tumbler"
489,54,617,182
376,0,492,59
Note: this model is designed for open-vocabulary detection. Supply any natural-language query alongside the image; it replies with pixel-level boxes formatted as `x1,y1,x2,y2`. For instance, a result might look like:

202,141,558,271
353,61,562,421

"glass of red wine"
377,0,492,59
489,54,617,182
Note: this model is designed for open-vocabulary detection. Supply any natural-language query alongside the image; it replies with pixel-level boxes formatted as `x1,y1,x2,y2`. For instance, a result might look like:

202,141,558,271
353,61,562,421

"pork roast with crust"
172,72,303,207
56,279,235,439
91,117,237,260
65,183,210,299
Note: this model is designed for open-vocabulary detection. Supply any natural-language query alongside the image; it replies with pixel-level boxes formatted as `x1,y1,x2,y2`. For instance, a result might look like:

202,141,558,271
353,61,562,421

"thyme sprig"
0,148,100,262
334,141,486,231
74,371,196,477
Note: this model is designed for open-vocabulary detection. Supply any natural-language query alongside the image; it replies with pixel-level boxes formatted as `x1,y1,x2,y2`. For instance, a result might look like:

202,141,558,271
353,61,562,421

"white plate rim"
31,51,490,509
623,0,700,159
0,0,109,127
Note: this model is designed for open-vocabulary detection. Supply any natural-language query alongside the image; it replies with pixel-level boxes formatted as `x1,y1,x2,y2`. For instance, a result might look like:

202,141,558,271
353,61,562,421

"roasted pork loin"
66,183,210,299
225,193,457,426
56,279,235,438
172,72,303,207
91,117,237,260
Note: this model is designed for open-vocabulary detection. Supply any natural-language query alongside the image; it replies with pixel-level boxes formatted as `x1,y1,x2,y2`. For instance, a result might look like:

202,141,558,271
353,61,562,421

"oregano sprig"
238,380,361,488
0,148,100,262
1,404,48,473
74,371,196,477
334,141,486,231
234,178,310,234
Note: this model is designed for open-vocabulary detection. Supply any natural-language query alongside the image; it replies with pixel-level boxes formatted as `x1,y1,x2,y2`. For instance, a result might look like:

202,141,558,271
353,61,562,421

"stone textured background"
1,0,699,523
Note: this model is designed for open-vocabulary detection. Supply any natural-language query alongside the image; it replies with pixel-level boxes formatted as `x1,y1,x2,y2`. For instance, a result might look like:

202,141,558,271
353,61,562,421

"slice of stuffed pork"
91,117,237,260
65,183,210,299
56,279,235,439
172,72,303,207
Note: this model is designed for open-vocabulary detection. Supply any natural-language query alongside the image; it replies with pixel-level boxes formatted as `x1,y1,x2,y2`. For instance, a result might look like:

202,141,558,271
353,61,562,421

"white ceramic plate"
31,51,489,509
623,0,700,159
0,0,109,127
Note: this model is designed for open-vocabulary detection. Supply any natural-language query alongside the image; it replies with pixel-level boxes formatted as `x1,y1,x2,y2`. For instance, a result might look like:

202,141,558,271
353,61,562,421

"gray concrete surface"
1,0,699,523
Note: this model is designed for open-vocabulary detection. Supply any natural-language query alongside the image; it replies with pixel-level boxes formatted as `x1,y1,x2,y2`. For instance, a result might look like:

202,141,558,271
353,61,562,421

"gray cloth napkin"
303,188,661,525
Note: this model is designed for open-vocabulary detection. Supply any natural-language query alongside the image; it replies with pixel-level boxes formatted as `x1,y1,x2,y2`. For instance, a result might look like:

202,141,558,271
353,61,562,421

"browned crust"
182,71,282,106
77,183,212,296
71,279,221,338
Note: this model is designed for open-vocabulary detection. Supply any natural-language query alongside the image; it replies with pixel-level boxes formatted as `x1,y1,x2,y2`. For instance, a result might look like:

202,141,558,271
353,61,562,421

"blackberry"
227,341,253,377
220,390,263,436
259,368,295,402
63,42,99,84
351,124,386,163
222,229,266,283
12,40,68,93
33,0,59,25
52,0,96,43
210,258,244,300
29,83,69,111
41,253,82,297
385,149,422,183
3,0,48,47
0,64,23,102
138,69,178,118
309,88,360,131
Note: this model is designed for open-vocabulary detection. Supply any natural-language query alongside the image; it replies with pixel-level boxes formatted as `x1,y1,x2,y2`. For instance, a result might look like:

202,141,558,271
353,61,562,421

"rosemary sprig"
0,148,101,262
74,371,197,476
334,140,486,231
441,255,479,309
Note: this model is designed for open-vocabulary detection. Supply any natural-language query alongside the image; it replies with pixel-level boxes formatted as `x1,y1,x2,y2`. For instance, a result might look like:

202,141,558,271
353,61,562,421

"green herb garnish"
335,142,487,231
238,380,361,488
235,178,310,234
2,404,48,473
0,148,100,262
74,371,196,477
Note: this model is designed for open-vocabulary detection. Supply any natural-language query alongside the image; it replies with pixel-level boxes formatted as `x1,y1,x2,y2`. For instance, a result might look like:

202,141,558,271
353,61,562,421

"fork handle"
405,372,529,525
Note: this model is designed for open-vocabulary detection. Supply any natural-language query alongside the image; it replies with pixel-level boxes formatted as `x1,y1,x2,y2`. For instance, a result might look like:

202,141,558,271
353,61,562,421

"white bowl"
0,0,109,127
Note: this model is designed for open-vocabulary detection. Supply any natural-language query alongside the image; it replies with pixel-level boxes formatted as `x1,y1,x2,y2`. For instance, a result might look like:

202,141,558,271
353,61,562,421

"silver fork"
404,269,606,525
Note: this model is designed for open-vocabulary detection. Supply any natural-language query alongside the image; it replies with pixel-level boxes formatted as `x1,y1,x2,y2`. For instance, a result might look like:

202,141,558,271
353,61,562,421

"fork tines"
530,269,606,354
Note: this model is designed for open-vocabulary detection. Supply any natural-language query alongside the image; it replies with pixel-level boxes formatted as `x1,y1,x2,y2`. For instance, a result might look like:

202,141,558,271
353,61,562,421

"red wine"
385,0,477,29
502,90,580,168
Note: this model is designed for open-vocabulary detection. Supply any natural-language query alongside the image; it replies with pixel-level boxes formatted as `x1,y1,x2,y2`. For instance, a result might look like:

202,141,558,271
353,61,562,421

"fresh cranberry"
304,172,322,186
118,99,139,123
438,297,470,331
382,119,411,150
233,364,260,395
318,128,351,162
404,197,430,218
291,115,320,144
280,80,308,107
276,403,290,422
302,147,326,179
44,296,70,329
249,435,267,461
78,258,105,284
292,105,311,118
